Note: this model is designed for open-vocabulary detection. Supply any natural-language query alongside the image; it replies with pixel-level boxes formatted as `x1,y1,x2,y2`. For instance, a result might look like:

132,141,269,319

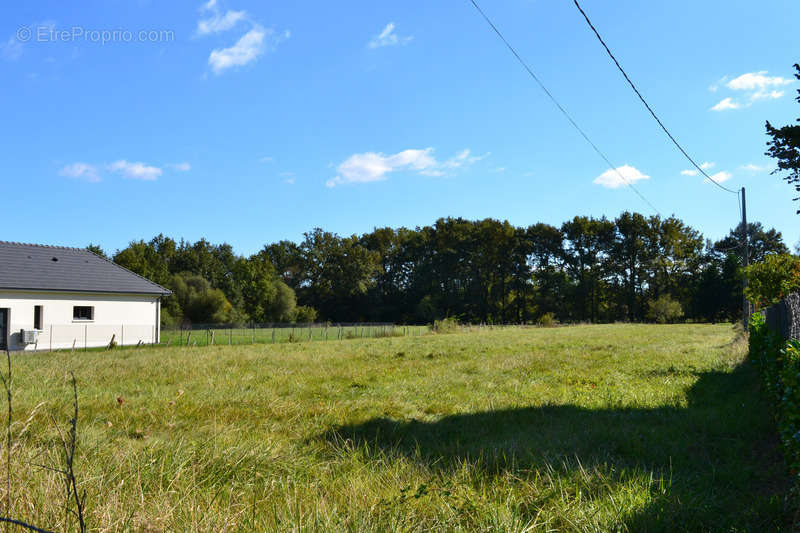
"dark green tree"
713,222,788,264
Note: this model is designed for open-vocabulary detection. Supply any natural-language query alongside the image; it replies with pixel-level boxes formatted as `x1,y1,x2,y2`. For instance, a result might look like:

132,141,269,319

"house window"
34,305,43,330
73,306,94,321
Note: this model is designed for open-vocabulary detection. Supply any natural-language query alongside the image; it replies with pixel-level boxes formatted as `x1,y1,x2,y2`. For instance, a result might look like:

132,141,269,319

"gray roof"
0,242,171,296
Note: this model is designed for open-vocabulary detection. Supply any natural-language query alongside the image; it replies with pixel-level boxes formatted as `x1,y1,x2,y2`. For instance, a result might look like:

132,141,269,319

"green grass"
2,324,794,531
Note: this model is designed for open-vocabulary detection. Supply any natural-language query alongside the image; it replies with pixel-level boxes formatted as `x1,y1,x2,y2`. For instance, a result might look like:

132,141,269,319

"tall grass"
0,324,793,531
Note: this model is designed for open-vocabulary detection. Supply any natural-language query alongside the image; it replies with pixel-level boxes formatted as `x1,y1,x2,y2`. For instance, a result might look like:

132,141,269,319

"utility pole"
741,187,749,330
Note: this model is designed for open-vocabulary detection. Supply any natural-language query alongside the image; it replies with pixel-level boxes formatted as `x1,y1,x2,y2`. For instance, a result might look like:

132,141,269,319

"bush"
293,306,317,324
431,317,460,334
646,295,684,324
537,312,557,327
744,254,800,309
749,313,800,480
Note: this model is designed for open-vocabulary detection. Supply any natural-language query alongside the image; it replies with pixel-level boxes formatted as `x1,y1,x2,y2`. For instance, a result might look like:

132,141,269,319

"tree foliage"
106,213,788,326
744,254,800,309
765,63,800,213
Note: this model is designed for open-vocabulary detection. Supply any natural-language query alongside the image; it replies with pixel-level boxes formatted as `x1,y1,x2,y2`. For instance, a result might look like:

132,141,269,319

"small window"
73,306,94,321
33,305,43,330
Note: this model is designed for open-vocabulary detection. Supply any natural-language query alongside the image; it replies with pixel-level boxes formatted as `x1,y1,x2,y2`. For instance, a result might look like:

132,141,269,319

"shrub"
744,254,800,309
431,317,460,334
537,312,557,327
293,306,318,324
646,295,684,324
749,312,800,480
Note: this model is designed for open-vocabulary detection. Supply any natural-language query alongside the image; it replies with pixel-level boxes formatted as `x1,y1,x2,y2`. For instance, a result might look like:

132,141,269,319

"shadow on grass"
321,362,794,531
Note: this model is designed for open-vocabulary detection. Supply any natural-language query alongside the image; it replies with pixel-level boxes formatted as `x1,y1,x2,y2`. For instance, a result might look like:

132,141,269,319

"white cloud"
593,165,650,189
726,71,792,91
706,170,732,184
368,22,412,49
208,25,288,74
170,162,191,171
710,70,794,111
750,89,784,101
741,163,767,172
108,160,162,181
198,1,289,75
1,37,22,61
197,9,246,35
710,97,741,111
59,163,100,183
208,26,266,73
683,161,714,175
259,156,273,163
441,149,488,169
327,147,482,187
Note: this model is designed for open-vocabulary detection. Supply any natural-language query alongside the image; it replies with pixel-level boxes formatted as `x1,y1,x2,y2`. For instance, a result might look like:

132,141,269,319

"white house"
0,242,171,351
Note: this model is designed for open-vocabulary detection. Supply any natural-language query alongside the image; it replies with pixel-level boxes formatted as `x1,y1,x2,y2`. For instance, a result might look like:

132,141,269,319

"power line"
571,0,739,196
466,0,661,215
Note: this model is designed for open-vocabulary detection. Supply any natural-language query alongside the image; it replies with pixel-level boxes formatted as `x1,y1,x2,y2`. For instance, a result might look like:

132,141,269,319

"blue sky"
2,0,798,255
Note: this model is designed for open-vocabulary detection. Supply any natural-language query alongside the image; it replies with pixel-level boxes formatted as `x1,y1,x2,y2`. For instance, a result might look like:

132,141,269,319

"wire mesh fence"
22,321,533,352
25,324,156,352
160,323,429,347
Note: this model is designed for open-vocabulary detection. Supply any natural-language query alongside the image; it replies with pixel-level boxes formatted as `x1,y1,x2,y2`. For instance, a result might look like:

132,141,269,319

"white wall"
0,290,161,351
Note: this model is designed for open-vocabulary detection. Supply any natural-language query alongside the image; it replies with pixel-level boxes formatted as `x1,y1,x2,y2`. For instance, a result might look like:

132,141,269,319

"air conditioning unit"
20,329,39,345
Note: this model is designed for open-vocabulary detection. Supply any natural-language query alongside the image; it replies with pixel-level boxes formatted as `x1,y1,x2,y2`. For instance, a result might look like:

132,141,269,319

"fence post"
252,323,255,344
309,323,312,341
272,328,275,344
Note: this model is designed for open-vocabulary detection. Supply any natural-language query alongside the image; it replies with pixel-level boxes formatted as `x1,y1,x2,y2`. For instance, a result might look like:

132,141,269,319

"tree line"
91,212,790,326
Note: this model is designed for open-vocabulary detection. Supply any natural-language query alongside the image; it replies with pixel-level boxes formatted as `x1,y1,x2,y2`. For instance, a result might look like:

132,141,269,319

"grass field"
2,324,794,531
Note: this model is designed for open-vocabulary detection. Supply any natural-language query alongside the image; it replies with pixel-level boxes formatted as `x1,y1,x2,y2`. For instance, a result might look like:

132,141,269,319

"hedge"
749,312,800,478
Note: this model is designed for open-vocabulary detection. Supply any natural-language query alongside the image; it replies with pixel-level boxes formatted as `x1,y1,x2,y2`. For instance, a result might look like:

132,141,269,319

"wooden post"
108,333,116,350
252,324,255,344
308,324,312,341
272,328,275,344
229,327,232,346
210,330,215,346
186,331,192,347
741,187,750,330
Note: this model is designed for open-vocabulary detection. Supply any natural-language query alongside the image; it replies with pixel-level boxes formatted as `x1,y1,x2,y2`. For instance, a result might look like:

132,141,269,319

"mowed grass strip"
2,324,793,531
